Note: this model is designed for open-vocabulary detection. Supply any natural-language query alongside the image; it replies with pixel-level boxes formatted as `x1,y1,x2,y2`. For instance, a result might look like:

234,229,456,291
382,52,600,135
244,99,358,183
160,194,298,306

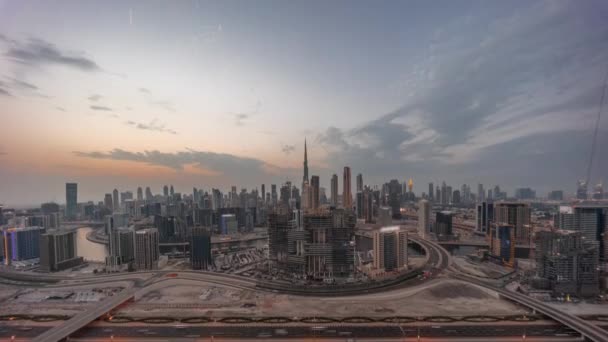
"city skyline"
1,1,608,206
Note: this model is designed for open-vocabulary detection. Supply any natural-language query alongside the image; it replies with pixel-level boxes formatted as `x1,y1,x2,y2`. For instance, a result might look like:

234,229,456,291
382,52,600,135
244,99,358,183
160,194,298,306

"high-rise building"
170,185,175,196
548,190,564,201
387,179,402,219
577,180,588,200
418,199,430,238
310,175,320,209
428,183,434,202
435,211,453,239
271,184,277,206
356,174,363,192
435,186,441,204
284,209,356,279
494,202,532,245
515,187,536,200
378,206,392,226
302,139,309,184
489,224,515,266
593,182,604,200
535,230,599,296
452,190,461,204
477,184,485,203
373,226,408,273
112,189,119,211
343,167,352,210
555,205,607,261
441,182,448,204
106,227,135,270
331,174,338,207
105,213,129,235
190,227,212,270
134,228,159,270
104,193,113,210
145,186,153,200
39,230,82,272
476,201,494,234
163,185,169,197
137,187,143,201
220,214,238,235
65,183,78,219
3,227,43,263
261,184,266,204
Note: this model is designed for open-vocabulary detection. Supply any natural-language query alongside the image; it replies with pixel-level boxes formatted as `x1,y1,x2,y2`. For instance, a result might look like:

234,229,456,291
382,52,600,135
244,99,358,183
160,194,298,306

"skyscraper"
428,183,434,202
134,228,159,270
261,184,266,204
476,201,494,234
577,180,588,200
112,189,119,212
331,174,338,207
145,186,153,200
39,230,82,272
163,185,169,197
302,138,309,184
106,227,135,271
418,199,430,238
310,175,320,209
373,226,408,273
65,183,78,219
343,166,352,210
170,185,175,196
356,173,363,192
477,184,485,202
137,187,143,201
190,227,212,270
435,211,453,239
494,202,532,245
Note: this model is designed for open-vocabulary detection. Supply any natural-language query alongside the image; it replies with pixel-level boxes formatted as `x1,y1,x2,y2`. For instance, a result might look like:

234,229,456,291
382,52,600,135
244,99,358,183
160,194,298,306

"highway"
5,235,608,341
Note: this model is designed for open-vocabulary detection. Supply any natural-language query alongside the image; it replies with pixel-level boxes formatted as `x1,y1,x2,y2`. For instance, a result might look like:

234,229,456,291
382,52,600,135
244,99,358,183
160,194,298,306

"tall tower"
303,138,309,184
343,166,352,209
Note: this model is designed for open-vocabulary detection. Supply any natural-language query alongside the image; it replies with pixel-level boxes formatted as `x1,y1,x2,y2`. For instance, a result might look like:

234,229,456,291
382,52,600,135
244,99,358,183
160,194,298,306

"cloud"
234,113,249,126
7,77,37,90
281,144,295,155
0,87,11,97
71,148,296,181
55,106,66,112
88,94,102,102
138,88,150,94
125,119,177,135
150,100,175,112
315,1,608,191
90,105,112,111
5,37,100,71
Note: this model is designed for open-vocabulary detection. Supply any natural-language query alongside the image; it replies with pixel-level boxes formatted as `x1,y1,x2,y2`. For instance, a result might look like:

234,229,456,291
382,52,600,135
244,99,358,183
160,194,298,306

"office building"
136,187,143,201
515,187,536,200
476,201,494,234
477,184,485,202
356,174,363,192
373,226,408,273
577,180,588,200
555,205,607,261
163,185,169,197
378,206,392,226
548,190,564,201
134,228,159,270
310,175,320,210
494,202,532,245
331,174,339,207
428,183,434,202
418,199,430,238
535,230,599,296
39,230,82,272
343,167,352,210
65,183,78,219
435,211,453,239
489,224,515,267
190,227,212,270
106,227,135,270
284,209,356,279
112,189,119,211
220,214,238,235
105,213,129,235
387,179,402,219
3,227,43,262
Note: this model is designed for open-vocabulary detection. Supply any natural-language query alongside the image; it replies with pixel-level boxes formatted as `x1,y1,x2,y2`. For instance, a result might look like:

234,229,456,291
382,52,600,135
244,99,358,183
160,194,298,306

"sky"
0,0,607,207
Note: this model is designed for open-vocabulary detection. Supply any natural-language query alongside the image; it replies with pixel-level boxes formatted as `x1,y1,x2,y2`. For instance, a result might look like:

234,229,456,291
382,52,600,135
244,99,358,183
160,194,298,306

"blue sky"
0,0,607,206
